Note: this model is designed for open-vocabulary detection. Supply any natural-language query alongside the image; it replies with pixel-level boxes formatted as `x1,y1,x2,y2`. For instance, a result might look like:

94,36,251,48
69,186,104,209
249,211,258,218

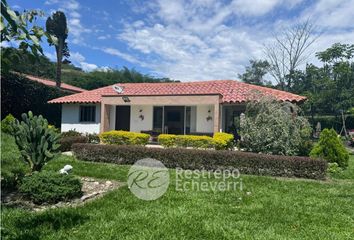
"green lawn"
1,133,354,239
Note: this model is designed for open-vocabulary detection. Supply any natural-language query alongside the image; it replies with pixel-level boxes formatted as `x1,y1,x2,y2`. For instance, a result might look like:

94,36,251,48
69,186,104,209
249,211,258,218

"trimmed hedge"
158,132,234,150
99,130,150,145
72,143,328,179
60,136,88,152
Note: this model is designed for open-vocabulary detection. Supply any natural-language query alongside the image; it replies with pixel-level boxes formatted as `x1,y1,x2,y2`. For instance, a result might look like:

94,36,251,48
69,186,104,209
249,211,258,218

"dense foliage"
72,143,327,179
1,47,175,90
12,111,61,172
59,136,88,152
1,72,69,126
99,130,150,146
1,132,28,190
240,97,311,155
19,171,82,204
310,128,349,168
241,43,354,132
158,133,234,150
1,114,16,134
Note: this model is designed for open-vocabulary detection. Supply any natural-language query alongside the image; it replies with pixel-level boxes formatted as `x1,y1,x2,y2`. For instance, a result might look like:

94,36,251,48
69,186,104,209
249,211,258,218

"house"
24,74,86,93
48,80,306,135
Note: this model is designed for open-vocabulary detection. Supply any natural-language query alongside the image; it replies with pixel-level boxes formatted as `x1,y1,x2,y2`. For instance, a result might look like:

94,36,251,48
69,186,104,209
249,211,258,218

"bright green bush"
99,130,150,146
1,114,16,134
240,97,312,156
12,111,61,172
213,132,234,150
158,133,233,150
158,134,177,147
19,171,82,204
1,132,28,190
310,128,349,168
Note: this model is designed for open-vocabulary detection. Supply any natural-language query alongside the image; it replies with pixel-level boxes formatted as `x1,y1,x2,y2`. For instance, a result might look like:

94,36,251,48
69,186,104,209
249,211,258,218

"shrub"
85,133,100,144
213,132,234,150
72,143,328,179
240,96,312,156
12,111,61,172
158,133,234,150
1,157,28,190
298,140,314,157
158,134,177,147
60,136,88,152
175,135,215,149
19,171,82,204
327,162,342,174
61,129,82,137
310,128,349,168
1,114,16,134
99,130,150,146
1,132,28,190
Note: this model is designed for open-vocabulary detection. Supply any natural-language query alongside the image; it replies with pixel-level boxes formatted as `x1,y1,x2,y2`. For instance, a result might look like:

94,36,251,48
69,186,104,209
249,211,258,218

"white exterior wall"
196,105,214,133
130,105,153,133
61,104,101,134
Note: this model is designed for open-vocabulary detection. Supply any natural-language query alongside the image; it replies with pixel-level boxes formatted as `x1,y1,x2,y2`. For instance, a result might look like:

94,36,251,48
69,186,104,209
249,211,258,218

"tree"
240,96,311,156
1,0,56,72
46,11,70,87
264,20,319,90
238,60,271,86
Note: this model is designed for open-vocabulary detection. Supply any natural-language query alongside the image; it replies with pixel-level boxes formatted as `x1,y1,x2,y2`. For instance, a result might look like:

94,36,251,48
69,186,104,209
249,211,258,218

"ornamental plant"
240,96,312,156
310,128,349,168
1,113,16,134
12,111,61,172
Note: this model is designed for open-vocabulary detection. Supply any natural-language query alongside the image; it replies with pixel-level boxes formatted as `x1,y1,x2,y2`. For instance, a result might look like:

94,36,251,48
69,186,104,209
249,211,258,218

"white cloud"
112,0,353,81
80,62,98,72
301,0,354,29
70,52,85,63
44,51,57,61
66,51,98,72
101,47,141,64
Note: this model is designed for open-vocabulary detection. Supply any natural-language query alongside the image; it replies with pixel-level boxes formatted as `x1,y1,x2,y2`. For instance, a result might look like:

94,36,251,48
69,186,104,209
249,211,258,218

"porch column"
100,104,110,133
213,103,220,133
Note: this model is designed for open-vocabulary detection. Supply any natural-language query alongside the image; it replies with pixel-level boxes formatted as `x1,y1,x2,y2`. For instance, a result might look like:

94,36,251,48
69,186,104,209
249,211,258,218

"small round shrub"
310,128,349,168
1,114,16,134
19,171,83,204
61,129,82,137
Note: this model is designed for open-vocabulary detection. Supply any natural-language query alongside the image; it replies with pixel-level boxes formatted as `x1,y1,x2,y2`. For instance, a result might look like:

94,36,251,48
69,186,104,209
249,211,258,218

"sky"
7,0,354,81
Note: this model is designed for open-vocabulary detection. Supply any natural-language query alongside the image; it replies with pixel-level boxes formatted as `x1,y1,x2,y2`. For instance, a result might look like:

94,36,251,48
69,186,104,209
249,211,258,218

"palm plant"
46,11,70,87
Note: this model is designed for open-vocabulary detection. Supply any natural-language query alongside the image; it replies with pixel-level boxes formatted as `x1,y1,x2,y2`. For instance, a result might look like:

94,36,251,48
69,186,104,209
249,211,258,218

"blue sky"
8,0,354,81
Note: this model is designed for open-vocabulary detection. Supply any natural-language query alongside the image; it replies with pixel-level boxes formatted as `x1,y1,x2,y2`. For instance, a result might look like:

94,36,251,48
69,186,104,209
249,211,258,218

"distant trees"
46,11,70,87
238,60,271,86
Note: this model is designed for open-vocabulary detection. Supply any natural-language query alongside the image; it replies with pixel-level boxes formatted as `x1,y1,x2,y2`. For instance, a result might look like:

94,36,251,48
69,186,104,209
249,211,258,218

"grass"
2,133,354,239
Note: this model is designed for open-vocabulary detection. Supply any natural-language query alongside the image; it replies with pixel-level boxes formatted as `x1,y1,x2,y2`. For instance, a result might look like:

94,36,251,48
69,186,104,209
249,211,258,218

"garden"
1,97,354,239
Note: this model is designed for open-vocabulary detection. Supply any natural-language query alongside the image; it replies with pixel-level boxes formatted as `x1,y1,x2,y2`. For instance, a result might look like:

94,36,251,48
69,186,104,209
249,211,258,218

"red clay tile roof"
24,74,86,93
48,80,306,104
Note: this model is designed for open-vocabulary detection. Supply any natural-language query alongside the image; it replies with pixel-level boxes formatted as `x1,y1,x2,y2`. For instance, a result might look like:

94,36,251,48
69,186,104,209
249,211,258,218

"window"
79,106,96,122
153,106,163,132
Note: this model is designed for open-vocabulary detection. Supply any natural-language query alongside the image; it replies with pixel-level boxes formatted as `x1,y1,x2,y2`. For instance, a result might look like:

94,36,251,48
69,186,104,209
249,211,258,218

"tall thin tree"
264,20,319,90
46,11,69,87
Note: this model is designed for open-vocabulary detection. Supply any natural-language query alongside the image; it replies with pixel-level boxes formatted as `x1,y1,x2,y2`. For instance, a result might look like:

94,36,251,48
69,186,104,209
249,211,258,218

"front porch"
100,95,246,136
